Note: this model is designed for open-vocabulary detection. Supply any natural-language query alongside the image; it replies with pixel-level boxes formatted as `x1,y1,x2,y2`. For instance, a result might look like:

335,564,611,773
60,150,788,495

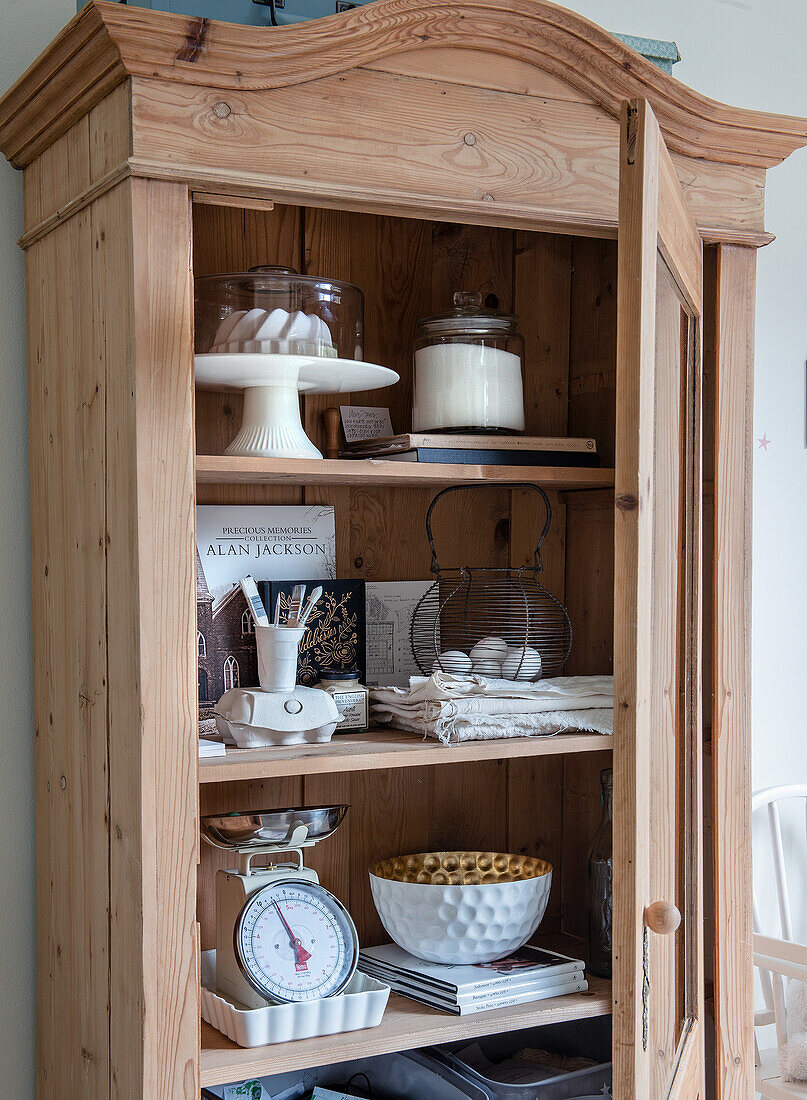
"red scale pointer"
273,900,312,972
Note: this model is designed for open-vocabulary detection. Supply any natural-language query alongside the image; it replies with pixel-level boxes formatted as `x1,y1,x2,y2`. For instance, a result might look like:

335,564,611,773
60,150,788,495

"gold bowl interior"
370,850,552,886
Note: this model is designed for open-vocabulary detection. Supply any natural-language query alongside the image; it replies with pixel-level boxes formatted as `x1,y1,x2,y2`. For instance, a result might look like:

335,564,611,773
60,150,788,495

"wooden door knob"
645,901,682,935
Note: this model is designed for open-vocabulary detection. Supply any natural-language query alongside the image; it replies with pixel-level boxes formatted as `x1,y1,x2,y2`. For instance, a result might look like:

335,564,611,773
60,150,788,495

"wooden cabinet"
1,2,804,1096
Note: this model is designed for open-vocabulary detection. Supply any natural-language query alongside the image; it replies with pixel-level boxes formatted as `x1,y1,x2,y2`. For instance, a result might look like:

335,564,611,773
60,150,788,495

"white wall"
1,0,805,1094
570,0,807,805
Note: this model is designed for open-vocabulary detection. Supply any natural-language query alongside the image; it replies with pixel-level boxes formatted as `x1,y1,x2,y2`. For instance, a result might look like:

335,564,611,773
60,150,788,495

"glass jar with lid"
315,670,369,733
413,291,526,433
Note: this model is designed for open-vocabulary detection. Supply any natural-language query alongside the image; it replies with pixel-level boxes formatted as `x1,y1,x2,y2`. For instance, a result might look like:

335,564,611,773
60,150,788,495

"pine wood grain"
347,767,433,945
613,98,705,1097
192,199,304,472
27,201,110,1100
362,46,587,103
198,732,614,783
28,173,201,1098
509,486,567,605
94,181,141,1100
4,0,806,171
302,772,354,917
647,259,687,1097
614,105,659,1094
300,208,433,449
428,759,508,855
88,83,130,181
561,489,614,951
8,4,773,1090
568,238,618,468
192,192,276,212
515,232,572,438
129,71,769,242
200,974,612,1086
710,245,756,1100
22,114,90,230
20,85,129,236
507,757,565,935
564,491,615,678
348,214,432,426
195,454,615,490
561,752,614,945
133,158,776,248
197,777,304,952
124,177,200,1098
702,248,717,756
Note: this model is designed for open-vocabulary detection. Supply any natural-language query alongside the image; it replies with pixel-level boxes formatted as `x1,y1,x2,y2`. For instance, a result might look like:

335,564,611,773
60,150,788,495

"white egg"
469,636,509,664
501,646,542,681
471,659,503,679
432,650,472,675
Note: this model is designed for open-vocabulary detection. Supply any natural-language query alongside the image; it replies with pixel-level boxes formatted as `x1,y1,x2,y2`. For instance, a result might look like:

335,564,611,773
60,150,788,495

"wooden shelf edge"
199,978,611,1086
199,730,613,783
195,454,616,491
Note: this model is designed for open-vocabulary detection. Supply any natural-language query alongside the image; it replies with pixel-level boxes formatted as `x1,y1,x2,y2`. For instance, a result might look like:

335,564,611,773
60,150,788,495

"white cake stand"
195,353,399,459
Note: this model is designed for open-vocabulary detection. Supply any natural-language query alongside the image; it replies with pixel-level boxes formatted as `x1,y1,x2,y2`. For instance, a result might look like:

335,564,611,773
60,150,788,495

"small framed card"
340,405,393,443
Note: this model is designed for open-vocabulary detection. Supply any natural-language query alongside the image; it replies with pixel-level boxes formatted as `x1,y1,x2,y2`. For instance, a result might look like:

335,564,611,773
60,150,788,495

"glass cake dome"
195,266,364,362
194,266,397,460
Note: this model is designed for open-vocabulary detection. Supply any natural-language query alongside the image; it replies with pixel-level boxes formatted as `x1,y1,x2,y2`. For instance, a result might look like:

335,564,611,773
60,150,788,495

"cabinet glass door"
613,98,705,1098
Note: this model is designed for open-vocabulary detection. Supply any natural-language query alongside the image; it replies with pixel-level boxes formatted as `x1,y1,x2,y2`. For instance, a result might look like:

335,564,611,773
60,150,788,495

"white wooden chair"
753,785,807,1097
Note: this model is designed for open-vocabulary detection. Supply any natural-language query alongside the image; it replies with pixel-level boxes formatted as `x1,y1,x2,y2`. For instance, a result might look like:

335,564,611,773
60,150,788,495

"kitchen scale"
201,805,359,1010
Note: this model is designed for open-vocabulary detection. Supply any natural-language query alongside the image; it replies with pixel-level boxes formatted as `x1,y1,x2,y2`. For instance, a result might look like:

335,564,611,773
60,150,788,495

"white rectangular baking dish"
201,951,391,1048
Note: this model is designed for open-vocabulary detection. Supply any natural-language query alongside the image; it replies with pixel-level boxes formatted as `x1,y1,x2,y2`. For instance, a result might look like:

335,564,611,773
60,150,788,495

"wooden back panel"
192,201,616,955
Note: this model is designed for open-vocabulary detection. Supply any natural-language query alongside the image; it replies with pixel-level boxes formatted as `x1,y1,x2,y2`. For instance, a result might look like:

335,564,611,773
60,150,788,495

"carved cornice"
1,0,806,169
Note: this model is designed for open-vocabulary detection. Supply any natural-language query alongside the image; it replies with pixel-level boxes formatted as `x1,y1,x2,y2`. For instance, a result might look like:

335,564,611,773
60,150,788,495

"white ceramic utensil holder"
201,951,390,1048
255,624,306,691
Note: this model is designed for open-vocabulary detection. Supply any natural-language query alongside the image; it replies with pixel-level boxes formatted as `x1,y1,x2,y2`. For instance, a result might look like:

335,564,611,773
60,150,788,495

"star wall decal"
758,434,771,451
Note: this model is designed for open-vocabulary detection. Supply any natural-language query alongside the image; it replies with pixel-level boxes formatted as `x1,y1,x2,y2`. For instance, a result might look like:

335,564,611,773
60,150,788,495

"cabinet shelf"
199,976,611,1087
199,728,613,783
195,454,616,490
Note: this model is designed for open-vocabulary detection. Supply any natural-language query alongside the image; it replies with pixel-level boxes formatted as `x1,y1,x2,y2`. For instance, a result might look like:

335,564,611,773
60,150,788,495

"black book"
258,580,366,685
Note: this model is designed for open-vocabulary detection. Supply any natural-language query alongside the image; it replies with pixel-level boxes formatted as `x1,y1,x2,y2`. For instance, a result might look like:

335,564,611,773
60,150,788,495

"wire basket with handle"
410,484,572,680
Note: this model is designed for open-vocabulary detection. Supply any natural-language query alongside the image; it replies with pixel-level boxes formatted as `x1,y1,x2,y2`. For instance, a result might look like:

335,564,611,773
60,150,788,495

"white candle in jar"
413,343,525,432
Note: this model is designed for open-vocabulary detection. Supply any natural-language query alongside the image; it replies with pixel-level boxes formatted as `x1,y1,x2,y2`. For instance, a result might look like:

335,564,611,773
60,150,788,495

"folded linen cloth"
370,673,613,744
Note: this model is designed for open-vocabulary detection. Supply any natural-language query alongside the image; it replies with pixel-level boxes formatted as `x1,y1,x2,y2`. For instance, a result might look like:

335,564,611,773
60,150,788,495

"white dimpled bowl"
369,851,552,964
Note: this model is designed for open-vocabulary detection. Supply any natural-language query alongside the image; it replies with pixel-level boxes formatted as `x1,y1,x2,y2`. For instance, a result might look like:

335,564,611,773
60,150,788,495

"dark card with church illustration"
195,505,337,732
259,580,366,686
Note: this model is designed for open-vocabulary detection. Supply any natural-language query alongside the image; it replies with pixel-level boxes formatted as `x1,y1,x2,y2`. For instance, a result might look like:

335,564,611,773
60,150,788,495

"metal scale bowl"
202,805,358,1009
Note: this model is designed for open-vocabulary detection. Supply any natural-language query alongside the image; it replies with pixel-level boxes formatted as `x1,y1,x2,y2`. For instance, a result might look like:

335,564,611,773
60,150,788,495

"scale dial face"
234,878,359,1003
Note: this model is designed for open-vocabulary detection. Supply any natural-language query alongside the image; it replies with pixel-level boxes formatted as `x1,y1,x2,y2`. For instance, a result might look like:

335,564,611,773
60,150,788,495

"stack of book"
357,943,587,1015
198,737,226,759
341,433,599,467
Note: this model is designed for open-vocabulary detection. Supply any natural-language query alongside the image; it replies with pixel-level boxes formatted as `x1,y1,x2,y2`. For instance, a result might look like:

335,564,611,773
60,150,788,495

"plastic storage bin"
201,1048,494,1099
430,1016,612,1099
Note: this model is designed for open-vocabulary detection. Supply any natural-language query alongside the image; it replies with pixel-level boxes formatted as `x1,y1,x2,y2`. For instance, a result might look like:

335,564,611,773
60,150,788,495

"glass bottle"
586,767,613,979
